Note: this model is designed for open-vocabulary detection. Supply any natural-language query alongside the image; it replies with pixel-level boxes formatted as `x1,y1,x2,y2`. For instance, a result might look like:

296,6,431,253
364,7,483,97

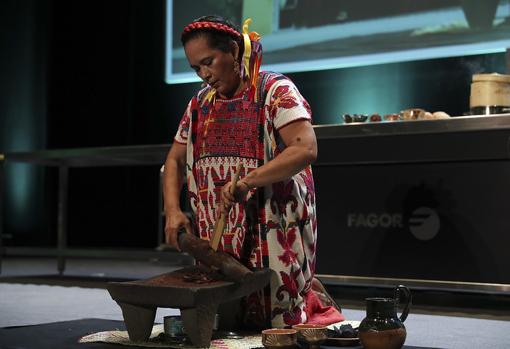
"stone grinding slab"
107,266,272,347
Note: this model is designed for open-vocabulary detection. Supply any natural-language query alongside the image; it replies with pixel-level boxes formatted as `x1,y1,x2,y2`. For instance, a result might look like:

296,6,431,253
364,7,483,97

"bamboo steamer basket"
470,73,510,109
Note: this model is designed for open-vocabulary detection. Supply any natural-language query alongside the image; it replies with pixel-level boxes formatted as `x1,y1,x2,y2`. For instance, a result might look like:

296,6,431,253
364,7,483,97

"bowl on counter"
292,323,328,348
383,113,401,121
261,328,297,349
342,114,368,123
401,108,425,120
325,320,361,347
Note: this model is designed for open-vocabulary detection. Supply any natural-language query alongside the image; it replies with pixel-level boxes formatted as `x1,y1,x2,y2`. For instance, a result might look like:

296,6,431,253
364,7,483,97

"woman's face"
184,36,240,98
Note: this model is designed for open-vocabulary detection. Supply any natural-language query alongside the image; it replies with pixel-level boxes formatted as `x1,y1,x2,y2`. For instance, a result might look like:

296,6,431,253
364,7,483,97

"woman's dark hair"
181,15,244,55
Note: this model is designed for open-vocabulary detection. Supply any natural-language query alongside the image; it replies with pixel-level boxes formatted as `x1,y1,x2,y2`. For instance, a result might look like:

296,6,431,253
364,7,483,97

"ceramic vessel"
358,285,412,349
163,316,184,337
292,324,327,349
261,328,297,349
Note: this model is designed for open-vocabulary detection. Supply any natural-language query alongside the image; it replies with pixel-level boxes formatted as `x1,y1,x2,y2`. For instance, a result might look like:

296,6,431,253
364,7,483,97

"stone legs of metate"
118,301,220,347
180,302,219,347
117,302,156,342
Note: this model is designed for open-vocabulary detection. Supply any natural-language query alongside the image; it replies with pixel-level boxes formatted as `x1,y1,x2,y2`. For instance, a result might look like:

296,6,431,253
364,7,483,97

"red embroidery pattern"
268,85,299,120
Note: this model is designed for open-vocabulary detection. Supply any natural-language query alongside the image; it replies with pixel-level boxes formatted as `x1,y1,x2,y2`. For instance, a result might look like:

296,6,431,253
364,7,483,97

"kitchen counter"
2,114,510,290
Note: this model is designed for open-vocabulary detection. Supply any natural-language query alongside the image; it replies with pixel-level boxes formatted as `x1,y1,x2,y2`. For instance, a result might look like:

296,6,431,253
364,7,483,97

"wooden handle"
210,163,244,251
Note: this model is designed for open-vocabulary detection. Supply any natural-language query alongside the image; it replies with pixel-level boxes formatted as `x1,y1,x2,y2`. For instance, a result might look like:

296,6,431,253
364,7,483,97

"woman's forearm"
163,143,192,247
163,144,187,213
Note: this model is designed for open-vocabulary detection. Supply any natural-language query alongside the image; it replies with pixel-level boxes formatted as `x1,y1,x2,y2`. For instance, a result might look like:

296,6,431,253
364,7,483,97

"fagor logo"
346,207,440,241
408,207,440,241
347,213,404,228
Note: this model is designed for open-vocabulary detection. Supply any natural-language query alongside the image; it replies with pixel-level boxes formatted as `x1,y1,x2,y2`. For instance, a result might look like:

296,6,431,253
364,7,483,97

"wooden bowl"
261,328,297,349
292,324,327,348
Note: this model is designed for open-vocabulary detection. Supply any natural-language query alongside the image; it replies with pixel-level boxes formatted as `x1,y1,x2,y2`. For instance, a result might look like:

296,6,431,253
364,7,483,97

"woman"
163,15,343,328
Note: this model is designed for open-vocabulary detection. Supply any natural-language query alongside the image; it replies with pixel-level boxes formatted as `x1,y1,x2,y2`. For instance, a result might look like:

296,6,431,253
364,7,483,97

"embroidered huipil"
174,72,317,327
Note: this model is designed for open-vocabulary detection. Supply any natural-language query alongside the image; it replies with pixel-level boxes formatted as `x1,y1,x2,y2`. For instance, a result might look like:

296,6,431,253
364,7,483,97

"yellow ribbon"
201,87,216,107
242,18,261,78
242,18,253,78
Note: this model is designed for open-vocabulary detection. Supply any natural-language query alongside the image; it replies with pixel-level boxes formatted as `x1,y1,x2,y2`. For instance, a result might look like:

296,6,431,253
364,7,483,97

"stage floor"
1,257,509,348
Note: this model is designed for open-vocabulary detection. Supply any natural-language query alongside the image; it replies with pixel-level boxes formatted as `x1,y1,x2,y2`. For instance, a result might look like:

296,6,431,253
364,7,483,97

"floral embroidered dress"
174,71,339,328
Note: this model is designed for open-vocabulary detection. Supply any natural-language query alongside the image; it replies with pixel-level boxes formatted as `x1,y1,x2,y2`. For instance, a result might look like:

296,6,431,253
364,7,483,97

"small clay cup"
292,324,327,348
261,328,297,349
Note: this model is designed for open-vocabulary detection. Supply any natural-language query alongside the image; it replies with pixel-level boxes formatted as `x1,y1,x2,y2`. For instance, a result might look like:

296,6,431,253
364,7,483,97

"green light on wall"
8,164,32,217
1,102,46,235
317,63,414,124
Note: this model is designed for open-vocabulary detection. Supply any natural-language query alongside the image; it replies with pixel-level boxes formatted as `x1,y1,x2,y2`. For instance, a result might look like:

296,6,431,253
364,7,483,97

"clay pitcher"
358,285,411,349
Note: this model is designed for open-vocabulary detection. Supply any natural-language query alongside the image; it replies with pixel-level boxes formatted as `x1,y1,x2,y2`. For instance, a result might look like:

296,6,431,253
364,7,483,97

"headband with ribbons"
183,18,263,104
240,18,262,102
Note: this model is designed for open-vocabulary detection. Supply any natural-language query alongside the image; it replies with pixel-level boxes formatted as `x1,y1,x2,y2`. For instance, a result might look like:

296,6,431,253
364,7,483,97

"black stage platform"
1,258,510,348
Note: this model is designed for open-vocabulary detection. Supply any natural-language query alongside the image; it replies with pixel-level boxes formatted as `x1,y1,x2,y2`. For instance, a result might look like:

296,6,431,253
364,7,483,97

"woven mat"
79,324,262,349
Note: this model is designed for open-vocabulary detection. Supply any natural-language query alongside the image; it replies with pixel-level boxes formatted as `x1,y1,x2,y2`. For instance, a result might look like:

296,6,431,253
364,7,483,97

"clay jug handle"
394,285,412,322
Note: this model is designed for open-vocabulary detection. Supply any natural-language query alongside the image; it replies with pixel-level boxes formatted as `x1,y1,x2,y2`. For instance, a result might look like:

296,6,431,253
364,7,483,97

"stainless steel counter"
0,144,172,274
314,113,510,139
311,114,510,293
5,113,509,166
314,114,510,165
3,144,171,167
2,114,510,291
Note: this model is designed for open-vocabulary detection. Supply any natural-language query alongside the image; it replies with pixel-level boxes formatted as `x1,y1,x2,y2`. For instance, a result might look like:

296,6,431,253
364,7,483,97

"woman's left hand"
218,180,250,217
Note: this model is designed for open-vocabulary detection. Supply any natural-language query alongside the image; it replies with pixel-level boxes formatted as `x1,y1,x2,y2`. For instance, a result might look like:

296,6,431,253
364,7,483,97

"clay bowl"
292,324,328,348
261,328,297,349
401,108,425,121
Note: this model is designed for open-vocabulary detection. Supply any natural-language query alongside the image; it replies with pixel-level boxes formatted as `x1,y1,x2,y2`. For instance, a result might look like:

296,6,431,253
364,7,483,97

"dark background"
0,0,507,269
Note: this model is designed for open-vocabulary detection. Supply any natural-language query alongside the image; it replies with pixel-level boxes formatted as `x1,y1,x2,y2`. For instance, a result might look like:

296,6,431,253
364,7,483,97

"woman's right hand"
218,180,250,218
164,209,192,251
